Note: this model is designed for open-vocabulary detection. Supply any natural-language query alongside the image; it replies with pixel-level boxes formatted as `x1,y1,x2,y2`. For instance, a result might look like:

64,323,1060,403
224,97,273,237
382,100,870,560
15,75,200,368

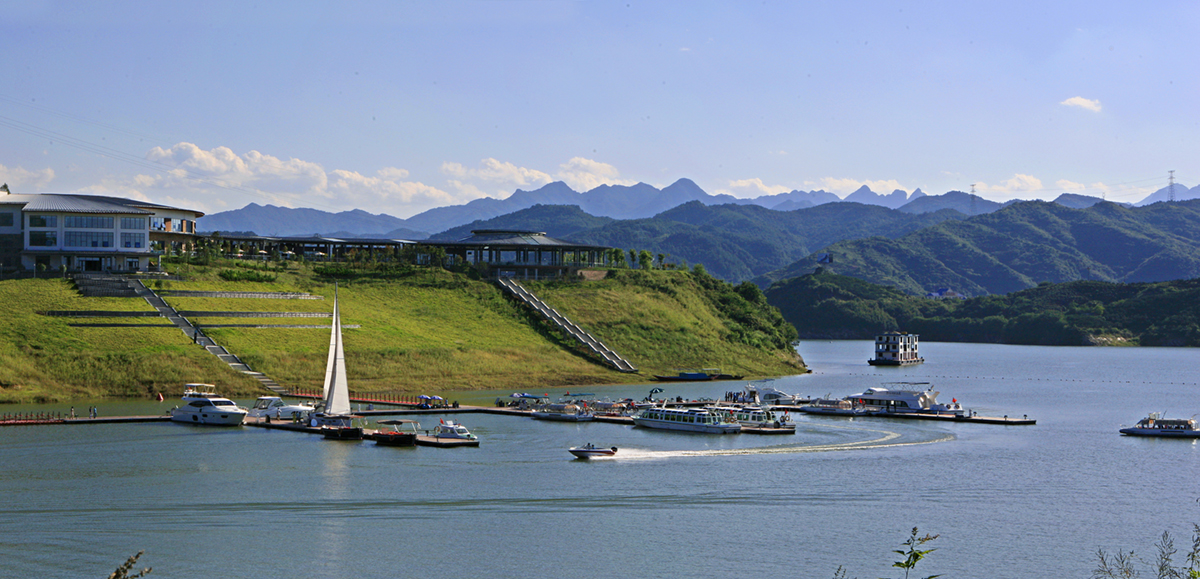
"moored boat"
433,420,478,442
1120,413,1200,438
800,398,867,416
530,403,594,422
569,443,618,458
170,384,248,426
371,419,420,446
247,396,314,421
710,405,796,432
632,406,741,434
844,383,965,416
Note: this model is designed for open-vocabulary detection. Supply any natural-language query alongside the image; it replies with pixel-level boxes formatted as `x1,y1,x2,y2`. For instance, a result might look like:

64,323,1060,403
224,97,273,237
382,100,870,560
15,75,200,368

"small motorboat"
371,419,420,446
569,443,618,459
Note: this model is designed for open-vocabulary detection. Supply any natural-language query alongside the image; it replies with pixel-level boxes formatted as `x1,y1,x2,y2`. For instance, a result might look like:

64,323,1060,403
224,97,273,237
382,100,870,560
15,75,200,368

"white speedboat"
844,383,965,416
569,443,618,458
632,407,741,434
1120,413,1200,438
170,384,247,426
247,396,314,421
433,420,478,441
530,403,594,422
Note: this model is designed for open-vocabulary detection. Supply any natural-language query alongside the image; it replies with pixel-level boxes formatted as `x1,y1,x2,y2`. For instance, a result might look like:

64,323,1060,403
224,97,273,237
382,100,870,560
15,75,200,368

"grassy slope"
0,278,262,403
0,262,803,403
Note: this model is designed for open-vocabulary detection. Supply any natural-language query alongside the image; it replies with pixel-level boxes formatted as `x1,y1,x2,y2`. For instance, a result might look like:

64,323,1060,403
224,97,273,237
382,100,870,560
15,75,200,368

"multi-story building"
868,331,924,366
0,191,203,272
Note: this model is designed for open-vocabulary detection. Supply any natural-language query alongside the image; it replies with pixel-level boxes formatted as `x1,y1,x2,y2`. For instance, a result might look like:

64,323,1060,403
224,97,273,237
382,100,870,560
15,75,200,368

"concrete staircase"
497,277,637,373
133,281,289,396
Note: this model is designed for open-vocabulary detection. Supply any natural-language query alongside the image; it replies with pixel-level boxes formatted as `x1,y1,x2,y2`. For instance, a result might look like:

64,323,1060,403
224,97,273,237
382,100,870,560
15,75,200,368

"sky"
1,1,1198,218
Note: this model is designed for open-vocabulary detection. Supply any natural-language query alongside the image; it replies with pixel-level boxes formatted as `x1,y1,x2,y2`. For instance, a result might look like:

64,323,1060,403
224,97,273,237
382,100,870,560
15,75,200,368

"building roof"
0,193,204,217
443,230,606,248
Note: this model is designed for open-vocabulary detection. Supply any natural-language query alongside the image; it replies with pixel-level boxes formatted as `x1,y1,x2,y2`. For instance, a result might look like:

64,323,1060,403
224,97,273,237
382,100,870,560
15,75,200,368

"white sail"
322,287,352,416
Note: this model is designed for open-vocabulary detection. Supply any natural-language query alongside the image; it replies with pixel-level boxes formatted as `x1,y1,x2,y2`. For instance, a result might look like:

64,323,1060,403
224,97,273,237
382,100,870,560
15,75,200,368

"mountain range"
755,199,1200,296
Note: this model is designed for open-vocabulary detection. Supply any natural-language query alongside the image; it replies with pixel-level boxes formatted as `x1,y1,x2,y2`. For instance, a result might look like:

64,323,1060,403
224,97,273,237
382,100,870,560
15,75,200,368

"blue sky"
1,1,1197,217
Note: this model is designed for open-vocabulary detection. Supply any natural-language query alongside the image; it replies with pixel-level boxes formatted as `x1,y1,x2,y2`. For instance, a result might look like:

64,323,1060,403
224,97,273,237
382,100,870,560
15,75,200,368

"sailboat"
311,285,363,440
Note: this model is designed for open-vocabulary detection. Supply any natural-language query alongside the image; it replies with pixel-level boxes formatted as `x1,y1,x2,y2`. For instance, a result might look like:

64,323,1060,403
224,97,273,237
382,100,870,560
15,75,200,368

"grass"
0,261,804,403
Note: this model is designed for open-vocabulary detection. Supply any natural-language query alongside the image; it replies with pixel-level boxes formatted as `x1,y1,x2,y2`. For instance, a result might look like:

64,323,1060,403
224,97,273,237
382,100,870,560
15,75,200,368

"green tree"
637,249,653,271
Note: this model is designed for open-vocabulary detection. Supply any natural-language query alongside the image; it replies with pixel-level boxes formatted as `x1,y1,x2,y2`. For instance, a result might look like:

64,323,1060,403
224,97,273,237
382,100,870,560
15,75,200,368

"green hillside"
765,271,1200,346
432,201,964,282
0,261,803,403
758,200,1200,295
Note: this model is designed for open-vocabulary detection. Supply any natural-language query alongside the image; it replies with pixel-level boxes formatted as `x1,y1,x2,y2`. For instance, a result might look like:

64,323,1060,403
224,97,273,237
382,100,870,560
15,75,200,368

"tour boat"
170,384,247,426
843,383,965,416
710,405,796,432
371,419,421,446
530,403,594,422
1120,413,1200,438
246,396,314,421
632,406,741,434
569,443,618,458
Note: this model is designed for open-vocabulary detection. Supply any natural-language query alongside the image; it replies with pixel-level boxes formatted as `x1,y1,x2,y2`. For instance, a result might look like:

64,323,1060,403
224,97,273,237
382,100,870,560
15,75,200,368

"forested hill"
764,271,1200,346
755,199,1200,296
431,201,963,282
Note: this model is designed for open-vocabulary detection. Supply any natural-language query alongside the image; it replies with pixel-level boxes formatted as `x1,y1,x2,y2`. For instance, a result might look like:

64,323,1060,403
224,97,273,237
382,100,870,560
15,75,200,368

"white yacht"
170,384,247,426
844,383,965,416
632,406,741,434
247,396,314,421
1120,413,1200,438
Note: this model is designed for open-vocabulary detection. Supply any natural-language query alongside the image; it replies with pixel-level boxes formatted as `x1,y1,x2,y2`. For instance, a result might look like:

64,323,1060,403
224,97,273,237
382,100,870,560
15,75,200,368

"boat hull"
321,427,364,440
631,417,741,434
868,358,924,366
569,447,618,458
1119,427,1200,438
530,412,594,422
371,432,417,446
170,409,246,426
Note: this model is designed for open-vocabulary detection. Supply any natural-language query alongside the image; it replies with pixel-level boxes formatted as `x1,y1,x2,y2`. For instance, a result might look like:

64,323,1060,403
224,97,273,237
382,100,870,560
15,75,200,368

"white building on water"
0,190,203,273
869,331,924,366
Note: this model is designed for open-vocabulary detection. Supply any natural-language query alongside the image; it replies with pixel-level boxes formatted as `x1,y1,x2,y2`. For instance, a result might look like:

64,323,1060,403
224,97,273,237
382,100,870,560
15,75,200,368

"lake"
2,340,1198,578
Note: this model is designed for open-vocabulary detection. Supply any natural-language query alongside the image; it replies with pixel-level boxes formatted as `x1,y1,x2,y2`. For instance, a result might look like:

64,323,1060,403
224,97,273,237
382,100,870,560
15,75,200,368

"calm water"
2,341,1199,578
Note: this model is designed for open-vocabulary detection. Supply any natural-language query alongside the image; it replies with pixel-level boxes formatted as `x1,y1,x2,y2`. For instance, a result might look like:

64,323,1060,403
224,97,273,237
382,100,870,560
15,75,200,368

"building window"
64,231,113,248
64,216,114,229
29,231,57,246
121,233,145,248
28,215,57,228
120,217,146,230
151,217,166,231
0,212,13,227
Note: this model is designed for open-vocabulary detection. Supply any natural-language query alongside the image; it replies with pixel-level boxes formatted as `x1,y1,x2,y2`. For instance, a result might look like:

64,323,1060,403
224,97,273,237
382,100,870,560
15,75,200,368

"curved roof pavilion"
434,230,612,279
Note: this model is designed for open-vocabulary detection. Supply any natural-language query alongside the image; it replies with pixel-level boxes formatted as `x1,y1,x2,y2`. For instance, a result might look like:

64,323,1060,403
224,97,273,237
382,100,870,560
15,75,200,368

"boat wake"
613,423,954,460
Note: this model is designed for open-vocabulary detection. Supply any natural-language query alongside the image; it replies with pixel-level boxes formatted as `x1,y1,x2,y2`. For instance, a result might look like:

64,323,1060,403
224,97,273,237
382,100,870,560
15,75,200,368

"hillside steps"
134,281,287,394
496,277,638,373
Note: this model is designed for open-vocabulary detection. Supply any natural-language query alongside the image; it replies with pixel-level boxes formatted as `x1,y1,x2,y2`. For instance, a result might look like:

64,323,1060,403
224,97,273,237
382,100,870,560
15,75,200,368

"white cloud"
1060,96,1102,113
554,157,635,191
0,164,55,190
116,142,456,217
975,174,1044,194
438,158,553,198
1056,179,1086,191
725,178,791,197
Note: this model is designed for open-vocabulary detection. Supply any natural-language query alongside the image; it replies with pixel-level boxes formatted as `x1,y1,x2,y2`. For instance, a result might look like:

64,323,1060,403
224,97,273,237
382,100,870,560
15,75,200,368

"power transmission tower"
969,183,977,215
1169,170,1176,202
